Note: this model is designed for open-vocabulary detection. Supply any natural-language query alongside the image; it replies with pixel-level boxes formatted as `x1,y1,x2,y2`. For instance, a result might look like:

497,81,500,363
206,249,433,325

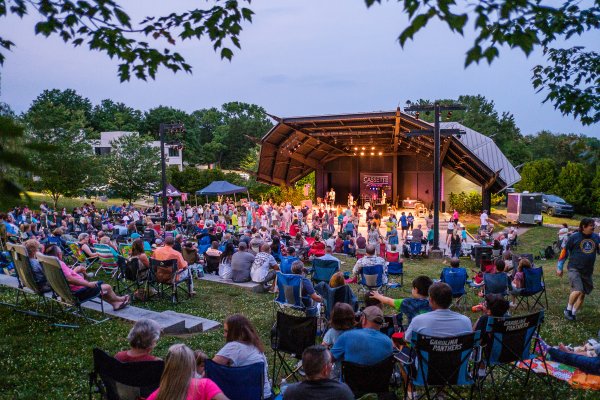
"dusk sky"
1,0,598,137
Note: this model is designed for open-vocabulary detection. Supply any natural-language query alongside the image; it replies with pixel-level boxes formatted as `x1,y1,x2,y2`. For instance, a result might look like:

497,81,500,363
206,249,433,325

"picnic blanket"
517,357,600,390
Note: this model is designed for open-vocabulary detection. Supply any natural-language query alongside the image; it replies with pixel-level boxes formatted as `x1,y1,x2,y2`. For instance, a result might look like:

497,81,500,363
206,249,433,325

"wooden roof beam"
393,106,401,152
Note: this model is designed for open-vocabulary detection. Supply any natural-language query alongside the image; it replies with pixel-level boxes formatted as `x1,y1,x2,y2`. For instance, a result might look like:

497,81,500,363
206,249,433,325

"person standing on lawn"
557,218,600,321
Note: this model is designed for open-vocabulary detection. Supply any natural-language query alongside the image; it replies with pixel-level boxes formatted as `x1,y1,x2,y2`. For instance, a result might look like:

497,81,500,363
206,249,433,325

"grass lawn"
1,226,600,399
492,205,586,227
2,192,134,211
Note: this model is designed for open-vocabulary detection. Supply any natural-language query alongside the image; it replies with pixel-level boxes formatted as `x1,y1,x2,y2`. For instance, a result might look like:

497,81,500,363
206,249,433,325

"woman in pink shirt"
147,344,227,400
43,244,129,311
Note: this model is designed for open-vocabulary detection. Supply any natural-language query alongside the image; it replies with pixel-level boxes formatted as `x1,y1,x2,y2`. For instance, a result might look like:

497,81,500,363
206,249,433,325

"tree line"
1,90,598,213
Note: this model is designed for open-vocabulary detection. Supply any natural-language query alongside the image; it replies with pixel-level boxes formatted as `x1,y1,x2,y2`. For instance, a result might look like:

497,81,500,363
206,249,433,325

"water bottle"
280,378,288,395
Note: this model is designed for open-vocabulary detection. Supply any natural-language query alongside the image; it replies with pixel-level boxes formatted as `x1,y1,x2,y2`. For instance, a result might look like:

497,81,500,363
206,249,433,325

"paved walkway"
0,273,220,335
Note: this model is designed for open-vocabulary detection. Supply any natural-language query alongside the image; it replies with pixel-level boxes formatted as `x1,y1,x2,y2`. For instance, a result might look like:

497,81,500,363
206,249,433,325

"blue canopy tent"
196,180,248,203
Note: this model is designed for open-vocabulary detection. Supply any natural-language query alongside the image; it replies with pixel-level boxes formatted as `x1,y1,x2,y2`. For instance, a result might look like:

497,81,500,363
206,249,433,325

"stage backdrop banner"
360,172,392,203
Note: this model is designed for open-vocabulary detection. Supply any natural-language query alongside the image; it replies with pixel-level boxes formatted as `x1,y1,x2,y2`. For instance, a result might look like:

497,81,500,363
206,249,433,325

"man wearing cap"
130,232,152,252
330,305,393,365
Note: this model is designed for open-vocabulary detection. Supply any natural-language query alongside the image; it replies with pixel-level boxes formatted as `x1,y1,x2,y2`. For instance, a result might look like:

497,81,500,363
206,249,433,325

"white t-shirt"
404,309,472,342
216,341,271,398
447,221,455,230
250,252,277,282
480,213,488,226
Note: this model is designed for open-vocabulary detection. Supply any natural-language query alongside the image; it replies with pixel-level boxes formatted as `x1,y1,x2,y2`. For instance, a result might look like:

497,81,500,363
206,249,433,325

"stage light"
378,152,382,155
371,146,375,150
371,152,374,156
360,152,364,156
362,146,365,150
354,147,358,150
353,152,357,156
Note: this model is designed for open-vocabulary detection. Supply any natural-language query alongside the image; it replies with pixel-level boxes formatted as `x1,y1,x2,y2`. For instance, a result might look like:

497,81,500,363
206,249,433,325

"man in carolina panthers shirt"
557,218,600,321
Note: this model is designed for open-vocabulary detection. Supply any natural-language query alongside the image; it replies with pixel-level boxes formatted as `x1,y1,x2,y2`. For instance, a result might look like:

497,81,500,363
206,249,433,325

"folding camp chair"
68,242,99,269
273,272,318,317
37,253,108,324
514,267,548,311
205,360,265,400
388,261,404,287
197,236,211,255
6,244,52,317
410,241,423,258
270,310,317,383
310,258,340,284
118,244,132,259
314,282,358,320
440,267,468,309
147,258,192,304
88,348,164,400
359,264,387,295
117,257,149,301
478,311,553,399
279,255,299,274
204,253,220,275
403,331,481,400
94,244,121,277
341,356,396,398
483,273,510,297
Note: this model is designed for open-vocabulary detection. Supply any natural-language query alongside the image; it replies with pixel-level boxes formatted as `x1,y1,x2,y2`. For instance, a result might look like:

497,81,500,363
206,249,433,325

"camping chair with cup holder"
94,244,123,278
513,267,548,311
341,355,397,399
358,264,388,295
387,261,404,288
440,267,468,310
309,258,340,285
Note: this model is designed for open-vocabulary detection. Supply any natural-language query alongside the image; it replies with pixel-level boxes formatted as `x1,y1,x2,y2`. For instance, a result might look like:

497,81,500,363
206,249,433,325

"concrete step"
0,273,220,335
200,273,262,291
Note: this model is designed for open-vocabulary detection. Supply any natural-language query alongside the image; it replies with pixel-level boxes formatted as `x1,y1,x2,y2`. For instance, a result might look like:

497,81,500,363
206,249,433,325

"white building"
92,131,183,171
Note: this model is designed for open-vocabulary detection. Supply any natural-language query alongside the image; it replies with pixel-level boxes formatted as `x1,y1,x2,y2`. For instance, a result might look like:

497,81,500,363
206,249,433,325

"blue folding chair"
440,267,468,309
479,311,552,397
315,282,358,320
310,258,340,284
483,273,510,297
271,248,282,263
273,272,317,317
410,241,423,258
197,235,211,255
279,256,299,274
205,360,265,400
359,264,386,294
387,261,404,287
514,267,548,311
402,331,481,400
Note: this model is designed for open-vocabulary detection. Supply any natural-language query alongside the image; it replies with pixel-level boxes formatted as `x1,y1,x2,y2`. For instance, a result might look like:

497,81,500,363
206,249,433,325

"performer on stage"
381,191,387,205
328,188,336,208
348,193,354,208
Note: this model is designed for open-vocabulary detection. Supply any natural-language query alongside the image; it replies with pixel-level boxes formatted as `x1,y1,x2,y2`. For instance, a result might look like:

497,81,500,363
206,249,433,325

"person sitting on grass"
283,345,354,400
537,337,600,376
370,275,434,326
43,244,129,311
147,344,226,400
115,319,162,362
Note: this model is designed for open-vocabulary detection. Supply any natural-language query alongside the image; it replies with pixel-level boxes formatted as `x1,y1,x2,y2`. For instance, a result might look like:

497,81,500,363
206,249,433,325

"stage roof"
257,109,520,192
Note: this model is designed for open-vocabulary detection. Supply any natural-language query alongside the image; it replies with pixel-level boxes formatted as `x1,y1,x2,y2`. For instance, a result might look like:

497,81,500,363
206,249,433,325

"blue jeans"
548,348,600,375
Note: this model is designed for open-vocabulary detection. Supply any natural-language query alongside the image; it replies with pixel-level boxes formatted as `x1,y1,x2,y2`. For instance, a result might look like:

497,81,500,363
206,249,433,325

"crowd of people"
2,198,600,399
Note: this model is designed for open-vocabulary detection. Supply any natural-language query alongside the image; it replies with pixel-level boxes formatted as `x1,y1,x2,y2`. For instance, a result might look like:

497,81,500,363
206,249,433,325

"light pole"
404,102,465,253
159,122,185,225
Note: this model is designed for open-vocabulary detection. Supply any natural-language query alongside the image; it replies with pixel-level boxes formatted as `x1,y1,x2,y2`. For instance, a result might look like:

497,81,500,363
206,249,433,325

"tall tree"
25,91,95,208
140,106,190,141
106,133,160,204
366,0,600,124
27,89,93,125
515,159,558,193
90,99,143,133
554,161,591,213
